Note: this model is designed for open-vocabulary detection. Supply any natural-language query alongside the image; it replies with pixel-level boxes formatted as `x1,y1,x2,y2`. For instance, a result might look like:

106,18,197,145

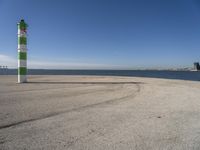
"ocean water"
0,69,200,81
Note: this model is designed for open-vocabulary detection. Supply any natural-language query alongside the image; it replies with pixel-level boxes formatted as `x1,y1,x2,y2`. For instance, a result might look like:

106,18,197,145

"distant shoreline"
0,69,200,81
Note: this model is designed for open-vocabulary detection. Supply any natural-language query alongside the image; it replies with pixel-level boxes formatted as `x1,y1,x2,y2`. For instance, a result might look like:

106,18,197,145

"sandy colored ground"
0,75,200,150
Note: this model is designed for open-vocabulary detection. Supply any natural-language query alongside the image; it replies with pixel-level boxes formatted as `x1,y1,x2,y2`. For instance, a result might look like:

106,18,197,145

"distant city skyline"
0,0,200,69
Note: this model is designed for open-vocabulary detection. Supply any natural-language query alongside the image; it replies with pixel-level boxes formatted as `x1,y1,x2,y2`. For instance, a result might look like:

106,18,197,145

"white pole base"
18,75,27,83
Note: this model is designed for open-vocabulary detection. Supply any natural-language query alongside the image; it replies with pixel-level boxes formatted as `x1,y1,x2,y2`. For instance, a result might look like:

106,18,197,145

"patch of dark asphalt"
0,83,142,130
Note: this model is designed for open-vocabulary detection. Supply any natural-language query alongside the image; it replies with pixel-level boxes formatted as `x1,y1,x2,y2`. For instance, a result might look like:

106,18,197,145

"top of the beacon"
18,19,28,29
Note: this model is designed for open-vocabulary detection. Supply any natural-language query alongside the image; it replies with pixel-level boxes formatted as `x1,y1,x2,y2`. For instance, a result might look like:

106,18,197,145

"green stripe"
18,37,27,45
18,52,27,60
19,21,27,30
18,67,27,75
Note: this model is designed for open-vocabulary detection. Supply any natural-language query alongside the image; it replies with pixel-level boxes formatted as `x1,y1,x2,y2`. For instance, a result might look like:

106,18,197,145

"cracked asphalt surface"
0,75,200,150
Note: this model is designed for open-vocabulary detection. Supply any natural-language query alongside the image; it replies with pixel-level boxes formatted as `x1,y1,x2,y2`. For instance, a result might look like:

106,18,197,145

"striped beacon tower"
17,19,28,83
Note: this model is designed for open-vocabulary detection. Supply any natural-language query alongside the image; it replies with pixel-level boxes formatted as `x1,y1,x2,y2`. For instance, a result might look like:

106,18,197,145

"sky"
0,0,200,69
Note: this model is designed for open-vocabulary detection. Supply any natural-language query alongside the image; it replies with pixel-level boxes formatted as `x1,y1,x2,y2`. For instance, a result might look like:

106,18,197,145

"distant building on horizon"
194,62,200,71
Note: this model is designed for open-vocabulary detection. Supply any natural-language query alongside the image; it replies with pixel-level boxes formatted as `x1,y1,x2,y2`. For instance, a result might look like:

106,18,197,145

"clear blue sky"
0,0,200,69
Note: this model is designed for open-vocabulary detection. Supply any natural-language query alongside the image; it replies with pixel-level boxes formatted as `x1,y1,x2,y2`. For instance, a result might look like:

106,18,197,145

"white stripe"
18,60,27,68
18,44,27,50
18,34,26,38
18,33,26,37
18,30,26,35
18,75,27,83
18,49,27,52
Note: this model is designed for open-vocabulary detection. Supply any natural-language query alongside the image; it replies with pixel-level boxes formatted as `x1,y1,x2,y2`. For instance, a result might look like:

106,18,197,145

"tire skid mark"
0,83,142,130
0,82,142,95
0,84,99,95
0,85,123,104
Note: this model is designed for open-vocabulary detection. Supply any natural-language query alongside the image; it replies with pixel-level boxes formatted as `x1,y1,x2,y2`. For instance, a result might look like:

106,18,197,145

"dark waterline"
0,69,200,81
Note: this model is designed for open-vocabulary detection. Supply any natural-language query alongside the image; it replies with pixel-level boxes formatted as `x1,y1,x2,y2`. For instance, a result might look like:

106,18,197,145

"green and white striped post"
17,19,28,83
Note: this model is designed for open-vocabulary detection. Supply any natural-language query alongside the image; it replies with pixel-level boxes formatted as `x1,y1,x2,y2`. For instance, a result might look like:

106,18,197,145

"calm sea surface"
0,69,200,81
